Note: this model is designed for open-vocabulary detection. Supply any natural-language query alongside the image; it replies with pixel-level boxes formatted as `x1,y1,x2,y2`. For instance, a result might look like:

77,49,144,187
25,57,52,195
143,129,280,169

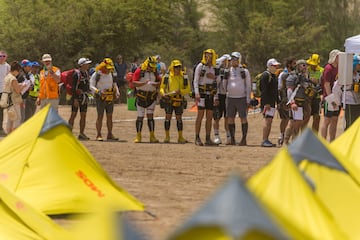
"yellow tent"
289,129,360,238
0,182,72,240
247,148,348,240
0,105,144,214
331,117,360,170
69,211,148,240
168,175,289,240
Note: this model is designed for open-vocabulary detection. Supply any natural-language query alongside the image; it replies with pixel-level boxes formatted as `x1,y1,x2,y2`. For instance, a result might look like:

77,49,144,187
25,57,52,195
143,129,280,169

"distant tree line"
0,0,359,73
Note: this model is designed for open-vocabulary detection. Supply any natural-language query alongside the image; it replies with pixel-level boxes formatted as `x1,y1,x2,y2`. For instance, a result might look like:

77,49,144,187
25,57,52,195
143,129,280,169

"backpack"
60,69,80,96
126,72,134,89
127,68,159,90
252,71,270,98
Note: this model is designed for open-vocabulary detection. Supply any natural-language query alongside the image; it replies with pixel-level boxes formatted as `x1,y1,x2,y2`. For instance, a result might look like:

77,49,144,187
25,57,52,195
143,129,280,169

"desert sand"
56,98,344,239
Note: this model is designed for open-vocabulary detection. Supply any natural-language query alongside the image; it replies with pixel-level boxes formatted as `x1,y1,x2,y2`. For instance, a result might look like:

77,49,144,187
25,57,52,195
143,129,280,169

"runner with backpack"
90,57,120,141
159,59,190,143
277,56,297,146
213,53,231,145
223,52,252,146
132,56,161,143
193,48,219,146
67,57,92,140
260,58,281,147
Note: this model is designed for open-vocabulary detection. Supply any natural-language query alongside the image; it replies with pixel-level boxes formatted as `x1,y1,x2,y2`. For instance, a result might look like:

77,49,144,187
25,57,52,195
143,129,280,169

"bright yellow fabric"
299,160,360,238
160,75,190,97
201,49,217,66
140,56,157,71
0,105,144,214
247,149,348,240
0,182,72,240
68,209,117,240
172,226,279,240
331,117,360,171
171,227,230,240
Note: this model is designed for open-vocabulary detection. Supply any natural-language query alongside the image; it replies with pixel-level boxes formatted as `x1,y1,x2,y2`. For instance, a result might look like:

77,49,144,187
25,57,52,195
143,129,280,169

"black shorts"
213,94,226,120
277,103,290,120
311,98,321,116
96,98,114,115
164,101,184,115
71,99,88,113
197,94,214,111
323,101,340,117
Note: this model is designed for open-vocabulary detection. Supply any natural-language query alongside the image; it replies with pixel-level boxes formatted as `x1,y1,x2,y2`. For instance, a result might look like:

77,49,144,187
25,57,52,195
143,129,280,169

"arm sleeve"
245,70,251,103
193,64,201,95
89,72,97,93
260,71,270,104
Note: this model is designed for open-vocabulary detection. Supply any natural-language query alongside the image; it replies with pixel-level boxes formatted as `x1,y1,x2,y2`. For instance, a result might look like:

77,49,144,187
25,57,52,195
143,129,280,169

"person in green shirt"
306,54,324,133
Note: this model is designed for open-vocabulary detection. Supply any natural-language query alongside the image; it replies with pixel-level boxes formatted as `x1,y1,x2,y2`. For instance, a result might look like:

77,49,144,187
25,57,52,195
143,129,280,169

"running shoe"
96,136,104,142
205,139,219,146
178,137,188,144
107,135,119,141
195,138,203,146
238,138,247,146
78,133,90,141
261,140,275,147
214,135,222,144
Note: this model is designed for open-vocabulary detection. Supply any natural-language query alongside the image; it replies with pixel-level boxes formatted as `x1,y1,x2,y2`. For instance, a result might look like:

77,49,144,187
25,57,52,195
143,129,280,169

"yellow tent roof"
0,182,72,240
288,129,360,238
332,117,360,170
0,105,144,214
69,211,147,240
168,175,289,240
247,149,348,240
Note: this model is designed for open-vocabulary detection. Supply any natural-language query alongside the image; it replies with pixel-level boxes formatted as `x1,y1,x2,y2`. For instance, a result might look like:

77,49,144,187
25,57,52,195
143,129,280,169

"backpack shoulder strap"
264,70,271,82
74,69,82,89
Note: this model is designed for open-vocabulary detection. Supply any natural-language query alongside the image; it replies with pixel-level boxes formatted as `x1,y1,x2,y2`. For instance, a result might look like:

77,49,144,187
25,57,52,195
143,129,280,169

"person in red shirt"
320,49,341,141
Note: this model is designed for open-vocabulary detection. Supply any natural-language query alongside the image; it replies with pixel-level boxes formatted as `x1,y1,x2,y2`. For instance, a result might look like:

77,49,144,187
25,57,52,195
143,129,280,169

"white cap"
266,58,281,67
223,54,231,60
328,49,341,64
231,52,241,59
42,53,52,62
78,57,92,66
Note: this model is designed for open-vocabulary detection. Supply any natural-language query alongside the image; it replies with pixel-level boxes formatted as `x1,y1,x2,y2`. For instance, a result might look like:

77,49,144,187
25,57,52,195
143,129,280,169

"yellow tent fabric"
247,149,348,240
172,227,282,240
69,211,147,240
331,117,360,171
0,105,144,214
0,182,72,240
289,129,360,238
168,175,289,240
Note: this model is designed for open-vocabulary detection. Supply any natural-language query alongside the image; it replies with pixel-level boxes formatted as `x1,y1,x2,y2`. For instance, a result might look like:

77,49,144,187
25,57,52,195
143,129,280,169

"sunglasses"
0,55,6,58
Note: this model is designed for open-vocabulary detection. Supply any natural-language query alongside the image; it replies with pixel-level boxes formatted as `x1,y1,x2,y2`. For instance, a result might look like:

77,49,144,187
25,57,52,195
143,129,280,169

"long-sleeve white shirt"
193,63,216,95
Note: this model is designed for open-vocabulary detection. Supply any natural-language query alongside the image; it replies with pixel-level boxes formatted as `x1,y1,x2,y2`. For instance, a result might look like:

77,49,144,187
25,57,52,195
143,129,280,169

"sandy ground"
55,99,344,239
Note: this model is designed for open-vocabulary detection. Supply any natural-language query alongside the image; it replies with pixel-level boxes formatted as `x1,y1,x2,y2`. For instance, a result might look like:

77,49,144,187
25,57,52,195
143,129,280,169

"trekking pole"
145,210,158,219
